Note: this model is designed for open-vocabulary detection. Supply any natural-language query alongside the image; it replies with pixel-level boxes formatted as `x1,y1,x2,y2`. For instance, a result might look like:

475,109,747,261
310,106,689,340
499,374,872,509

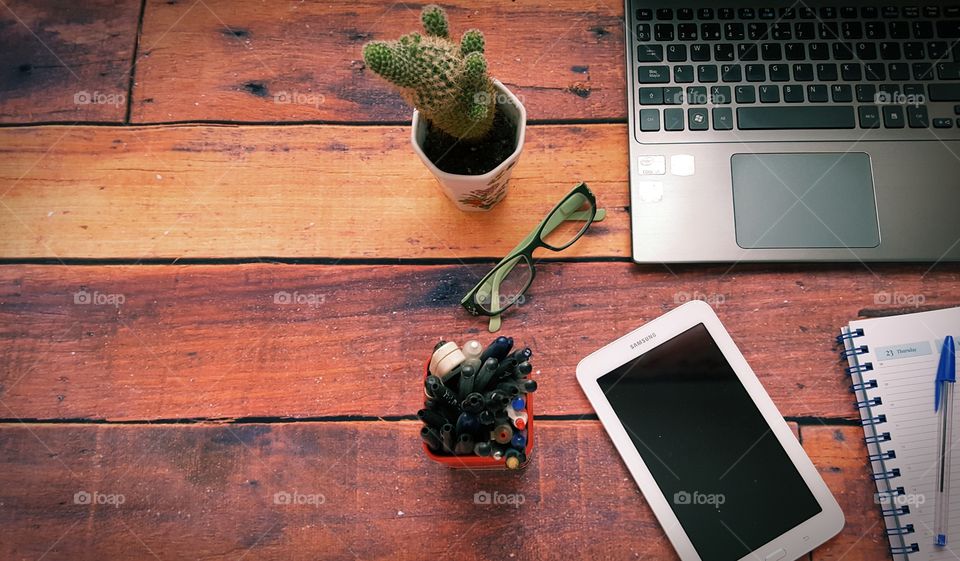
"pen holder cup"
422,362,534,470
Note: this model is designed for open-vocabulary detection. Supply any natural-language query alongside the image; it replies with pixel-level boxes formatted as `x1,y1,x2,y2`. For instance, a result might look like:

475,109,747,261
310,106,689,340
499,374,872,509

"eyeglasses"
461,182,605,332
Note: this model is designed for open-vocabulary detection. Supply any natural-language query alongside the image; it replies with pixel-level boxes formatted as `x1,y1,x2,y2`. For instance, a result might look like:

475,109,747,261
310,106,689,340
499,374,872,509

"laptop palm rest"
731,153,880,249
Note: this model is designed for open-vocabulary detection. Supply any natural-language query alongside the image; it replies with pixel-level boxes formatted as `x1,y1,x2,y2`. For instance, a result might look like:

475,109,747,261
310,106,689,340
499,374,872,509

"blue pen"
935,336,956,547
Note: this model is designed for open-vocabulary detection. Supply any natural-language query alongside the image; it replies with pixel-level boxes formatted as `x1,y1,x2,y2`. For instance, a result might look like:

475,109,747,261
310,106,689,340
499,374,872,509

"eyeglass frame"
460,182,604,327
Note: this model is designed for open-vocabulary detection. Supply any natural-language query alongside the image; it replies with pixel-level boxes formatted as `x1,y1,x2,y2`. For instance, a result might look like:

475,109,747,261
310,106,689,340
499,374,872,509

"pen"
935,335,956,547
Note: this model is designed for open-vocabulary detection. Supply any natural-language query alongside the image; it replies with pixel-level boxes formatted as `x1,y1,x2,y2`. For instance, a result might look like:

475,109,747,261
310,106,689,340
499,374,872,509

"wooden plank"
0,421,834,561
0,124,629,259
803,425,892,561
0,0,141,123
2,262,958,421
131,0,625,123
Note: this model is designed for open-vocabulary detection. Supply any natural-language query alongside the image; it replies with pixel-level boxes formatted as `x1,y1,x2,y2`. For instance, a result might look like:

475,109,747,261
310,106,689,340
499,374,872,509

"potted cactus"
362,5,526,211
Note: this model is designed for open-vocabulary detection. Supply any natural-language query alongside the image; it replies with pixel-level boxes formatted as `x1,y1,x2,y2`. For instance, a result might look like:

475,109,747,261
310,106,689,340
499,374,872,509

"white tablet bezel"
576,300,844,561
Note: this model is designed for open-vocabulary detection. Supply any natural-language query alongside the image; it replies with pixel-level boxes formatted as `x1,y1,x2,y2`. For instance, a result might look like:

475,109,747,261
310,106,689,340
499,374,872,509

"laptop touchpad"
731,153,879,249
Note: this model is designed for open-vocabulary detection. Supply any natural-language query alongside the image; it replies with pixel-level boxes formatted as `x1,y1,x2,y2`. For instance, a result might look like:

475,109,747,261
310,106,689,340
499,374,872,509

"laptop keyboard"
631,3,960,139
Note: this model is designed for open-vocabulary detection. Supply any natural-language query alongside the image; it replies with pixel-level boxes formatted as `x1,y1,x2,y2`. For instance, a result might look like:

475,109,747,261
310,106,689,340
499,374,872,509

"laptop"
624,1,960,262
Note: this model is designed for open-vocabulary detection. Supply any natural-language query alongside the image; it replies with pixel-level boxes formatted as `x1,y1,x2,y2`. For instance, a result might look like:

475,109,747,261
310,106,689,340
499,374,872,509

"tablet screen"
597,323,821,561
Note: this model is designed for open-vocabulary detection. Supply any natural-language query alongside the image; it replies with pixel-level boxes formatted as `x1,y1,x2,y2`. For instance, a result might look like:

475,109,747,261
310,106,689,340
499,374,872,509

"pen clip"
935,336,956,412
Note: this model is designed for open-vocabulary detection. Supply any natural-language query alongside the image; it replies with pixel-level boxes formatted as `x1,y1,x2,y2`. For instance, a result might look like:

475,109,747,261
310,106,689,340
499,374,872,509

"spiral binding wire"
841,327,918,557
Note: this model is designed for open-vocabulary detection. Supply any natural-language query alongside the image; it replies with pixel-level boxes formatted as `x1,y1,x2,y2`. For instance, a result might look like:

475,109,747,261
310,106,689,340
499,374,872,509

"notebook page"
849,307,960,560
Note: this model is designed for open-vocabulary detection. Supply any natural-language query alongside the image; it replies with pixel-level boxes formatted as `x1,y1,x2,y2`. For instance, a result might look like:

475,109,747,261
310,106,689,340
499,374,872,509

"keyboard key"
677,8,694,20
856,42,877,60
737,106,857,129
795,22,816,40
913,21,934,40
842,21,863,39
785,43,806,60
933,118,953,128
686,86,708,104
698,8,714,20
663,87,684,104
761,43,782,60
691,44,710,61
907,106,929,128
925,6,941,18
879,43,900,60
664,108,685,131
819,22,839,40
735,85,756,103
799,7,816,19
889,63,910,81
636,24,652,41
820,7,837,19
888,22,909,39
738,8,756,19
721,64,742,82
718,8,735,20
928,42,949,60
711,86,732,104
903,42,925,60
667,44,687,62
745,64,766,82
640,108,660,131
913,63,934,81
783,84,804,102
808,42,830,60
832,42,854,61
882,6,899,18
807,84,829,102
856,84,877,102
678,23,698,40
936,21,960,38
903,84,925,98
748,22,768,40
655,24,675,41
724,23,745,40
859,106,881,128
639,87,664,105
861,7,878,19
769,64,790,81
636,8,653,20
831,84,853,102
841,6,858,18
637,45,664,62
688,108,709,130
865,22,885,39
817,63,838,81
841,63,862,81
738,44,759,61
656,8,673,20
759,85,780,103
883,106,904,128
637,65,670,83
903,6,920,18
938,64,960,80
865,63,886,81
698,65,719,82
772,22,792,40
793,63,814,81
929,84,960,101
674,65,694,83
701,23,722,40
712,107,734,130
759,7,776,19
714,44,735,61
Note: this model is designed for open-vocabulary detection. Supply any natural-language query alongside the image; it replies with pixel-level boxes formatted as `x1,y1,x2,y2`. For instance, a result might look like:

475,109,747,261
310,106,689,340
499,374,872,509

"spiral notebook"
839,306,960,560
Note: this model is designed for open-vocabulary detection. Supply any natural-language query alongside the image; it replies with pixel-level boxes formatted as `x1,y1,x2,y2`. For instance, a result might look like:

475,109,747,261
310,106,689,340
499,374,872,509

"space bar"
737,107,856,130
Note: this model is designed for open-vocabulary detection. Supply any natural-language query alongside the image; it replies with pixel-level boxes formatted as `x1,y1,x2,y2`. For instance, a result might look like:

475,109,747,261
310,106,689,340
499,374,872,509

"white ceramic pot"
410,79,526,212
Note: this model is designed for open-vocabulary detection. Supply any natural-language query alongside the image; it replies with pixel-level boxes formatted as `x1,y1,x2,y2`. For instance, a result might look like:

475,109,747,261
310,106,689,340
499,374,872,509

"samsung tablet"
577,300,844,561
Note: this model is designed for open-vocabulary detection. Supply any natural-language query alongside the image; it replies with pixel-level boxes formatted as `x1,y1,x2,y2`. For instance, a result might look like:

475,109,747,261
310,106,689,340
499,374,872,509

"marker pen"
474,357,500,393
480,336,514,362
477,409,495,426
474,441,492,456
511,397,526,412
456,411,482,438
441,423,455,453
417,408,448,429
520,379,537,393
462,339,483,360
504,448,525,470
421,426,442,451
515,361,532,377
492,423,514,444
459,363,477,400
484,390,510,412
511,430,526,450
506,403,528,430
454,433,475,454
510,347,533,363
430,341,466,380
497,381,522,398
461,392,485,414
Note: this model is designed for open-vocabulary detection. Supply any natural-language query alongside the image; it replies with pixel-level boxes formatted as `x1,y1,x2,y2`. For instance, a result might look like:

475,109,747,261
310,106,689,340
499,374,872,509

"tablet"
577,300,843,561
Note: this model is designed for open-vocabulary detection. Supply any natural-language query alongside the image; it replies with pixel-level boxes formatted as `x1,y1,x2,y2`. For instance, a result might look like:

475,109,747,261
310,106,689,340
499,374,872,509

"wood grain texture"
804,425,892,561
0,421,845,561
0,0,140,123
2,262,958,421
0,124,628,259
131,0,625,123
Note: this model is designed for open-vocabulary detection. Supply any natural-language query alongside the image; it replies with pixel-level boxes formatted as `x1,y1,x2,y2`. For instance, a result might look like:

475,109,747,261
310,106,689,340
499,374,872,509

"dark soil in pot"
422,110,517,176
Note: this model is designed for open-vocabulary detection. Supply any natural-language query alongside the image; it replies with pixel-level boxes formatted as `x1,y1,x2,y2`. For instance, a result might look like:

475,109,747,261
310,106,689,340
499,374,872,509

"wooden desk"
1,2,957,559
